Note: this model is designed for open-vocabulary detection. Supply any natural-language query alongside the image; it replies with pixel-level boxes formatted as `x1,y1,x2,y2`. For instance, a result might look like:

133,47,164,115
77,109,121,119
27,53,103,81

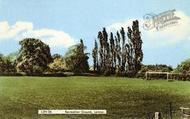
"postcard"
0,0,189,119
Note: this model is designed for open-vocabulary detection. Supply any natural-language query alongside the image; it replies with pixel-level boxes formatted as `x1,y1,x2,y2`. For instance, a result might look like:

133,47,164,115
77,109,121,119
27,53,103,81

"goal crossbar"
145,71,182,80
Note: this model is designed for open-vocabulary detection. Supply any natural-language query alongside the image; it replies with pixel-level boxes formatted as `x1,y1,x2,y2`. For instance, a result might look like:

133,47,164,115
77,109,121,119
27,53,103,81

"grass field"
0,76,190,119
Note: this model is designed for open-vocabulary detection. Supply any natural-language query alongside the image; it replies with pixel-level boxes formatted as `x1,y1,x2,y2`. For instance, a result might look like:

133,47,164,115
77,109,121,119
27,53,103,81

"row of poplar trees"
92,20,143,76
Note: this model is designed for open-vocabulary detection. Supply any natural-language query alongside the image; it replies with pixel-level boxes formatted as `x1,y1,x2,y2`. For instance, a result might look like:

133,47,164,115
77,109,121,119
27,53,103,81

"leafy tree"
92,39,98,72
120,27,127,74
96,28,112,75
64,39,89,73
103,28,111,75
48,54,66,72
175,59,190,74
127,20,143,76
0,55,16,73
0,56,7,73
109,32,116,73
6,51,19,62
93,20,143,77
98,30,105,72
115,32,122,75
15,38,52,75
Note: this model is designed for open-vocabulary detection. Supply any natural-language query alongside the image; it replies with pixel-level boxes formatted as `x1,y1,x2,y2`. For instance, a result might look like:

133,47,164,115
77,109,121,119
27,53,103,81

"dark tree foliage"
120,27,127,74
0,56,7,73
175,59,190,74
65,39,89,73
115,31,122,75
139,64,173,73
16,38,52,75
96,28,112,75
98,31,104,71
92,39,98,72
48,54,65,73
127,20,143,76
109,32,116,74
0,55,16,73
92,20,143,76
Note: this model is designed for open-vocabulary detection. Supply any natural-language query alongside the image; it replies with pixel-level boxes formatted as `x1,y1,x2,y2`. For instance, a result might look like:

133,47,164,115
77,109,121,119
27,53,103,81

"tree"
0,55,7,73
103,28,111,75
98,30,105,72
96,28,112,75
0,56,7,73
64,39,89,73
120,27,127,74
115,31,122,75
109,32,116,73
6,51,19,62
92,20,143,77
127,20,143,76
175,59,190,74
15,38,52,75
92,39,98,72
48,54,66,72
0,54,16,74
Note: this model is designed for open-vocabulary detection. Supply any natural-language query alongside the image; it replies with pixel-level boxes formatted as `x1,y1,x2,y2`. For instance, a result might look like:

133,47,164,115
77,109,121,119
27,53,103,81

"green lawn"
0,76,190,119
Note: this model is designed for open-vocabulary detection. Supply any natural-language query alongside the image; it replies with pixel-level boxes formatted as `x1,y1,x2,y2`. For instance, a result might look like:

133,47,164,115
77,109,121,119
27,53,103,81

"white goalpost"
145,72,169,80
145,72,181,80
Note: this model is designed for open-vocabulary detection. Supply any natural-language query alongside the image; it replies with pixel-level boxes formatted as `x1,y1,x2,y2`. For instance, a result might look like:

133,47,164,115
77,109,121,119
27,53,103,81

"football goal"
145,71,181,80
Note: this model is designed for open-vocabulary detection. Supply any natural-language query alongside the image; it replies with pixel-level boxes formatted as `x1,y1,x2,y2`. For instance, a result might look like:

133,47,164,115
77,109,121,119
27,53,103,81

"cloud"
106,10,190,47
22,29,75,47
0,21,75,47
0,21,33,40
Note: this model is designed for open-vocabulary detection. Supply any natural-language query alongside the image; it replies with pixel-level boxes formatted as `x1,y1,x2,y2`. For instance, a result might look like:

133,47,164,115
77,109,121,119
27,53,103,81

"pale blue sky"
0,0,190,67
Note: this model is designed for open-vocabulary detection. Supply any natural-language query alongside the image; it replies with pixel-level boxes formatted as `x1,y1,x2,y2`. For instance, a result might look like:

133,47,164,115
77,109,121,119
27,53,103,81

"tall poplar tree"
92,39,98,71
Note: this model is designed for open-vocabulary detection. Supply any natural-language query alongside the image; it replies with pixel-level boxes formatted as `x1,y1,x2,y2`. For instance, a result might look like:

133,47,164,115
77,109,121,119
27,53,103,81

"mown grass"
0,76,190,119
